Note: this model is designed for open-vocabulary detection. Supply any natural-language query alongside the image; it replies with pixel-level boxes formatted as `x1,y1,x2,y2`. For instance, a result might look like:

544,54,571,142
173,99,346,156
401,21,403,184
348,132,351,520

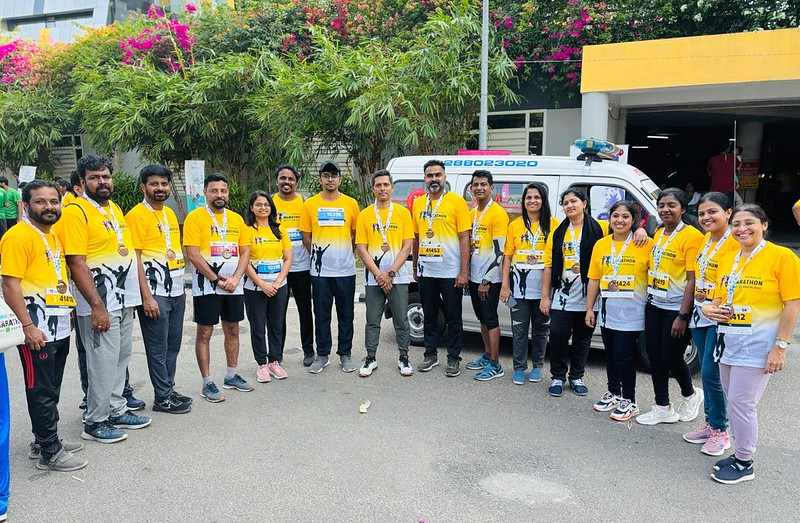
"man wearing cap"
300,161,360,374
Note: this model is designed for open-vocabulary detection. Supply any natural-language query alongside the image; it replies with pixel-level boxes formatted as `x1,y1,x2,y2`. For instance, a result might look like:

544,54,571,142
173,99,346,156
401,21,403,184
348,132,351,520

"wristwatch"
481,279,491,286
678,312,691,322
776,339,791,350
387,270,396,279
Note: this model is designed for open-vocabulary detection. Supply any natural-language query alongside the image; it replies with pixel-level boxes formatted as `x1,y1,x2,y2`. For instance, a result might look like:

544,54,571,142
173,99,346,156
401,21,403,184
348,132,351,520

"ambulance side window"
464,181,554,221
566,184,656,235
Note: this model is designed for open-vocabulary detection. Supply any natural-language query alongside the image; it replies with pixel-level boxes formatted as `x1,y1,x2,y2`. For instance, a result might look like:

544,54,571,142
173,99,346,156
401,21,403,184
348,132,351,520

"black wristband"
678,312,690,321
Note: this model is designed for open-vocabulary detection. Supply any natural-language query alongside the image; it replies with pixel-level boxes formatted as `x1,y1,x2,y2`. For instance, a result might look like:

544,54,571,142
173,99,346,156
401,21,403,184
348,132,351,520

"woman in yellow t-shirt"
243,191,293,384
586,201,653,422
637,188,705,427
499,182,559,385
703,204,800,484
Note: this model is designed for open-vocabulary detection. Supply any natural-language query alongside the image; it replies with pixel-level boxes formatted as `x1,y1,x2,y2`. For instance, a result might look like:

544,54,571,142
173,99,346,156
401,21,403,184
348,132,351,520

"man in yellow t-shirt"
411,159,471,377
355,169,415,377
183,173,252,402
54,154,149,444
0,180,87,472
466,170,509,381
272,164,315,367
299,161,360,374
125,165,191,414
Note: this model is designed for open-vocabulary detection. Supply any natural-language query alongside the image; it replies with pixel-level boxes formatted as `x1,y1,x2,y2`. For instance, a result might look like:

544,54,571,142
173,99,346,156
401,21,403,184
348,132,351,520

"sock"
226,367,236,379
202,376,213,385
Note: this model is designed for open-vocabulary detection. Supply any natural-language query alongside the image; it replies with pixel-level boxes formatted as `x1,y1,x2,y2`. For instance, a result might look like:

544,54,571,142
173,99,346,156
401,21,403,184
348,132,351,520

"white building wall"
544,108,581,156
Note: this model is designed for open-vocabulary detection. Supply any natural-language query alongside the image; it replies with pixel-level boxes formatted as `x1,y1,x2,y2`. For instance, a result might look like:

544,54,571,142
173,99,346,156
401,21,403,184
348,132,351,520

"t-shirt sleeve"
503,222,516,256
299,202,312,233
281,233,291,253
350,199,360,231
238,218,252,247
455,198,472,233
124,209,145,250
182,213,202,247
587,241,604,280
543,231,555,268
684,230,703,272
354,211,369,246
778,249,800,302
56,206,89,256
0,231,31,278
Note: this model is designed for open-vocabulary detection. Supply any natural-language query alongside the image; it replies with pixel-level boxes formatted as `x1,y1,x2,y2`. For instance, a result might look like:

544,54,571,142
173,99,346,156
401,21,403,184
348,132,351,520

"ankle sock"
202,376,213,385
226,367,236,379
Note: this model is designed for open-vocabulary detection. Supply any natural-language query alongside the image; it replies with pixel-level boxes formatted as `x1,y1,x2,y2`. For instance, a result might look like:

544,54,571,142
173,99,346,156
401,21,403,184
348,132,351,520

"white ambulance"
386,152,699,372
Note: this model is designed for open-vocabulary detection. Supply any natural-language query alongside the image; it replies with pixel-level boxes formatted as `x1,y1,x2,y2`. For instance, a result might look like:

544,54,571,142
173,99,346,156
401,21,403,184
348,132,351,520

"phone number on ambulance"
442,159,539,168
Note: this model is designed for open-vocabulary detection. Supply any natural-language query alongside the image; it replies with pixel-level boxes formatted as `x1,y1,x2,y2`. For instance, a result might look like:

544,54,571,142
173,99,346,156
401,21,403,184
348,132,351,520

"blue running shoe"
548,379,564,397
465,354,491,371
474,362,504,381
711,460,754,485
528,367,543,383
201,381,225,403
109,413,152,430
569,378,589,396
81,421,127,444
512,369,525,385
223,374,254,392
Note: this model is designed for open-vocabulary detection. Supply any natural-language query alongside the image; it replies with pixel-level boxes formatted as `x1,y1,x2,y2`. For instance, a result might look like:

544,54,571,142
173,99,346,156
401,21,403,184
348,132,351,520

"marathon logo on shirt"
601,255,637,266
277,211,300,222
371,222,400,233
720,275,764,290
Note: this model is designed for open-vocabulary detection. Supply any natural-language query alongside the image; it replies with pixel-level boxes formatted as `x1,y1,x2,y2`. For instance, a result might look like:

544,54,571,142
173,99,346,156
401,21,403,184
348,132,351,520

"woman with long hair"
682,192,738,456
637,188,705,426
585,200,653,421
243,191,293,383
703,204,800,484
499,183,560,385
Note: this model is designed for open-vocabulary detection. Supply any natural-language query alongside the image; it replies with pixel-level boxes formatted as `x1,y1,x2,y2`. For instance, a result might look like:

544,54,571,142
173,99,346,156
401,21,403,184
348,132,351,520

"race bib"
717,305,753,335
694,278,714,305
318,207,345,227
255,259,282,282
647,270,669,299
45,288,76,316
513,249,544,270
600,275,634,298
167,257,186,272
210,242,239,261
419,240,443,263
287,228,303,243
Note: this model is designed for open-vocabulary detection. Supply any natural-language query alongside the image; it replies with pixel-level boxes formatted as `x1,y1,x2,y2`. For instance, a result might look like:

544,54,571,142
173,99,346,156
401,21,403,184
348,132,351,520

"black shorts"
193,293,245,326
469,281,501,329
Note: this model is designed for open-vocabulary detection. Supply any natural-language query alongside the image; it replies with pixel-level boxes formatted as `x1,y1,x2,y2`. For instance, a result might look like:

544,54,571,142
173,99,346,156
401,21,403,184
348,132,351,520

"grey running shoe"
418,355,439,372
201,381,225,402
223,374,254,392
444,359,461,377
309,356,330,374
29,440,84,460
109,412,152,430
340,355,358,373
35,449,88,472
303,354,316,367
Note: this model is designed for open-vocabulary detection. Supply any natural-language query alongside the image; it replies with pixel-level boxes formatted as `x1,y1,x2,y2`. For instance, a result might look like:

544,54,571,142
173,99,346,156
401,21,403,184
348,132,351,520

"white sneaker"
593,391,620,412
636,405,680,426
359,356,378,377
676,388,704,422
398,355,414,377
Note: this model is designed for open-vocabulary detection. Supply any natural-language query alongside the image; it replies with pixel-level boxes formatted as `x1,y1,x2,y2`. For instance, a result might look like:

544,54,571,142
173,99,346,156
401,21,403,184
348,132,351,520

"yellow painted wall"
581,28,800,93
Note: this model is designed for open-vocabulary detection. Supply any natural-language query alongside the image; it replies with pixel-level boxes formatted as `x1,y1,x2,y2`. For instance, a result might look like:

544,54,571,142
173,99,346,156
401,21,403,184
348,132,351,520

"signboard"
184,160,206,212
737,161,760,189
18,165,36,183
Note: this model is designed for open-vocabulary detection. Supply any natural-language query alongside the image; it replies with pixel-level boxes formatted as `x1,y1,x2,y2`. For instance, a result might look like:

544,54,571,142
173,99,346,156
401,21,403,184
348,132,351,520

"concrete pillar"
580,92,610,140
737,121,763,203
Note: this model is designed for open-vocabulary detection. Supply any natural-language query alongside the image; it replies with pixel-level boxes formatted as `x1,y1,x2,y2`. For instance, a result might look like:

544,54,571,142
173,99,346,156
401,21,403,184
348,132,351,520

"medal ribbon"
724,240,766,306
424,191,447,235
652,221,685,271
143,199,173,255
696,229,731,285
83,195,124,247
23,219,64,286
373,202,394,247
524,219,543,250
608,232,633,279
206,207,228,241
471,200,493,239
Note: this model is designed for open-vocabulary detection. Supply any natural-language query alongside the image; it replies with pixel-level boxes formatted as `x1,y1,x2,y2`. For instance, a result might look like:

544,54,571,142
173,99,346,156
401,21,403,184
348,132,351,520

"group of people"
0,154,797,521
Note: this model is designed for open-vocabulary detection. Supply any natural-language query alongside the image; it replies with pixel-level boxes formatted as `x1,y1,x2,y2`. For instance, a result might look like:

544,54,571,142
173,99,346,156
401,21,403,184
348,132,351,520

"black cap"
319,161,341,175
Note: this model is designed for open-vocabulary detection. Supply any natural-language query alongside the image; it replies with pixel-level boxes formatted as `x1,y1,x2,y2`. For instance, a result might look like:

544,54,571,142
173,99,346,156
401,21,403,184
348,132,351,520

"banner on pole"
184,160,206,212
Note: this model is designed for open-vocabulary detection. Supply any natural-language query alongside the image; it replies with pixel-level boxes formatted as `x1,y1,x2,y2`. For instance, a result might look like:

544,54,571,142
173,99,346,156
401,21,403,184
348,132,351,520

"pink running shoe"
682,423,712,444
268,361,288,380
256,364,272,383
701,429,731,457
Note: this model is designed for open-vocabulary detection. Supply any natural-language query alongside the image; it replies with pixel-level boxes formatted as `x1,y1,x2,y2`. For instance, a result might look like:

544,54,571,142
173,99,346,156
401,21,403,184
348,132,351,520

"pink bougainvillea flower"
184,3,198,14
513,55,525,71
503,16,513,29
147,5,165,19
502,38,510,49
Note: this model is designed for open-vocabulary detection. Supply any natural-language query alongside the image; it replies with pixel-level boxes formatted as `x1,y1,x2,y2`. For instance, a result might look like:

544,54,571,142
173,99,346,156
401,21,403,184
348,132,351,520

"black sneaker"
303,353,315,367
78,396,87,410
418,355,439,372
444,359,461,377
711,460,754,484
713,455,736,471
169,390,193,404
153,396,192,414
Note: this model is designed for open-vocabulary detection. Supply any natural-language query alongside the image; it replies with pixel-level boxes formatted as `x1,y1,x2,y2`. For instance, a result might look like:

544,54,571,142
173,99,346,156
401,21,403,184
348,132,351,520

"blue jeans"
0,353,10,517
691,325,727,430
311,275,355,357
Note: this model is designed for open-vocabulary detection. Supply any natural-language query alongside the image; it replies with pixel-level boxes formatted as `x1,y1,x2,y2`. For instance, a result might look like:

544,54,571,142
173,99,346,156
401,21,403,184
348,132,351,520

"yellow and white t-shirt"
713,242,800,368
183,207,251,296
55,197,141,315
355,203,415,286
0,222,73,340
544,219,607,312
690,230,739,328
469,201,509,284
588,235,654,331
244,225,291,291
126,203,185,298
299,193,360,278
62,191,76,207
503,216,560,300
412,192,471,279
647,223,704,311
273,194,310,273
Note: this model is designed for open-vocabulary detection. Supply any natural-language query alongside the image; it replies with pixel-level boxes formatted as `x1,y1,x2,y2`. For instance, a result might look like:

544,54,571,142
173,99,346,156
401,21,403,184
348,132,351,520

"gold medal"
166,249,176,260
571,263,580,274
381,243,390,252
695,290,706,302
608,281,619,292
118,245,129,257
527,255,538,265
56,280,68,294
222,247,232,259
426,229,434,239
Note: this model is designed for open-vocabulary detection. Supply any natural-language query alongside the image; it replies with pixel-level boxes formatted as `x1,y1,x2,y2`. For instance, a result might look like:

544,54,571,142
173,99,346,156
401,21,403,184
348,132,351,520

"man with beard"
272,165,315,366
411,159,471,377
0,180,88,471
299,162,360,374
126,165,192,414
55,155,149,444
183,173,252,402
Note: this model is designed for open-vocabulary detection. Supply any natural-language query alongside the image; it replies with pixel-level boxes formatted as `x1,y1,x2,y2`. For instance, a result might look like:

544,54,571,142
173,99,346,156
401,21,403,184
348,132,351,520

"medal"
471,200,493,242
222,247,232,259
166,249,176,260
423,192,446,239
527,254,538,265
724,240,766,306
426,229,434,239
608,281,619,292
381,243,390,252
571,263,580,274
695,290,707,302
652,222,685,272
118,245,129,257
143,199,176,262
83,195,127,258
373,202,394,255
56,280,68,294
24,219,68,296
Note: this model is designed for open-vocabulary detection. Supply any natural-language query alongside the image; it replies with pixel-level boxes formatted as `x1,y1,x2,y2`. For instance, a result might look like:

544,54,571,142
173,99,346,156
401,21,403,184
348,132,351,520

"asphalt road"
4,297,800,522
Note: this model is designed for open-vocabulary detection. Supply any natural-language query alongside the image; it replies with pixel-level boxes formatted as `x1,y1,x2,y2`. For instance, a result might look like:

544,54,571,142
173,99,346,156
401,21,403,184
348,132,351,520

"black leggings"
600,327,639,402
244,287,289,365
645,303,694,406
